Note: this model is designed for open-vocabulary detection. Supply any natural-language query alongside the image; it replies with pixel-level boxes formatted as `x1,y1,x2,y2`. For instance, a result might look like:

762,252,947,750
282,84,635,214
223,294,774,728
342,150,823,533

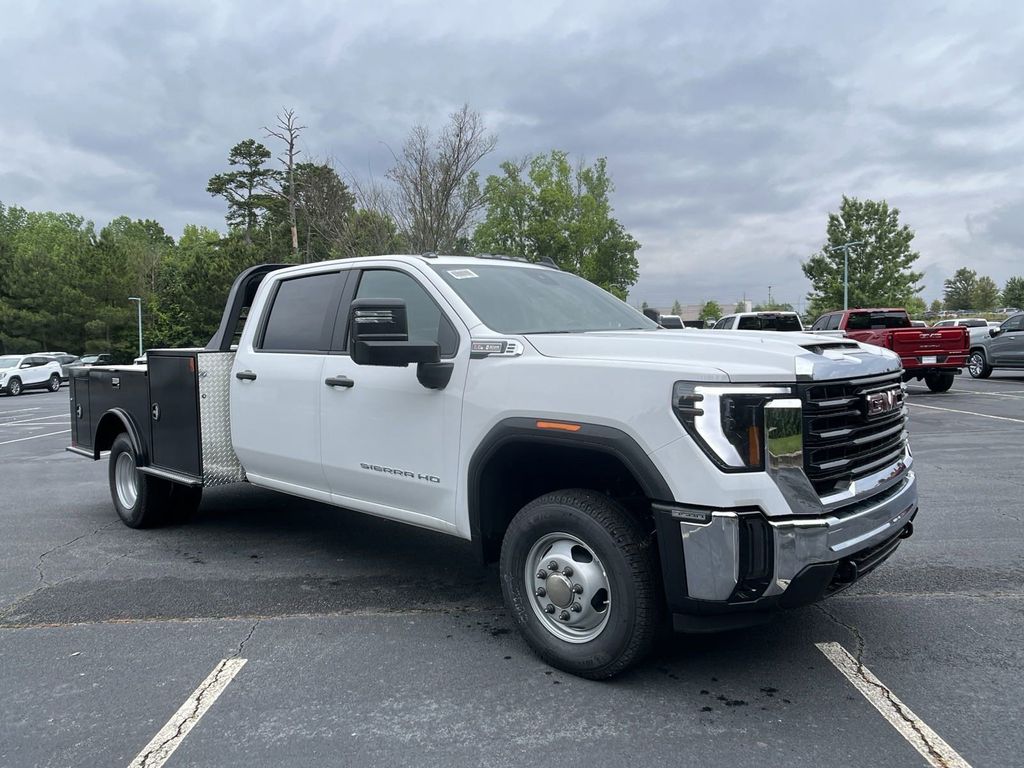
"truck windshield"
846,312,910,330
0,356,19,368
431,264,657,334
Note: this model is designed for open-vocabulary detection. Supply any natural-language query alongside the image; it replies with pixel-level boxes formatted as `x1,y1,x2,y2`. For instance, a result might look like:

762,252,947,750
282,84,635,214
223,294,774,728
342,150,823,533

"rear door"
319,265,469,528
230,268,347,496
24,357,50,386
990,314,1024,365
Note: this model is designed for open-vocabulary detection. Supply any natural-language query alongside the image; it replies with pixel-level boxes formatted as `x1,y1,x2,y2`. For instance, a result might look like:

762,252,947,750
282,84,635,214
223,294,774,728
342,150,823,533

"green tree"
699,300,722,322
929,299,943,313
206,139,280,244
972,276,1000,310
943,267,977,310
671,300,682,315
904,296,927,317
1002,276,1024,308
802,197,923,317
475,151,641,297
753,301,794,312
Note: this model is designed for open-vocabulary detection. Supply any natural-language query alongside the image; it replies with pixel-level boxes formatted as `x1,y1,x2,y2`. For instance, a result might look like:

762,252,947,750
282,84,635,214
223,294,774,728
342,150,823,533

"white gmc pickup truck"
68,254,918,678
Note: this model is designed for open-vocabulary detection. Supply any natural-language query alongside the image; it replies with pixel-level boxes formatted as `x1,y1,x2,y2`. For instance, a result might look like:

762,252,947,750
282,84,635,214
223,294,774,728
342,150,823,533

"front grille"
797,371,908,496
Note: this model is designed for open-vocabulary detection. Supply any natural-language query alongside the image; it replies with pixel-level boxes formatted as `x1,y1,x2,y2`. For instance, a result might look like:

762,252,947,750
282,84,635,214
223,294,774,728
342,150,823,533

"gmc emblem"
866,388,902,417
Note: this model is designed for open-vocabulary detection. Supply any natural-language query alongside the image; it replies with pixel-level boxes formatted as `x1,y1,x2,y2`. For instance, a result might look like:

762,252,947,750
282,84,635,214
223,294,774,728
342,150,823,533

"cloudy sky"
2,1,1022,308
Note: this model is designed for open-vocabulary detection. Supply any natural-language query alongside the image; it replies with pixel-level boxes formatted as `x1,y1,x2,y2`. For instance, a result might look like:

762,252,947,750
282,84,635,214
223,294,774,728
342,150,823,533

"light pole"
128,297,143,358
825,240,865,310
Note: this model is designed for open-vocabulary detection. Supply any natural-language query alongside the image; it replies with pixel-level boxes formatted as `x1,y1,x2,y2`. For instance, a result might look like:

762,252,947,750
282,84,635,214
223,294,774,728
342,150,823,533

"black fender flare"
92,408,148,465
467,417,673,551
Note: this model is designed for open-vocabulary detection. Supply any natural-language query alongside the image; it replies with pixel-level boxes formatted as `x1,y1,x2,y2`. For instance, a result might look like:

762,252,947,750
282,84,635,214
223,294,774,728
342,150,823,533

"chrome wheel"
968,353,983,377
8,378,21,396
114,452,139,509
525,532,610,643
49,375,61,392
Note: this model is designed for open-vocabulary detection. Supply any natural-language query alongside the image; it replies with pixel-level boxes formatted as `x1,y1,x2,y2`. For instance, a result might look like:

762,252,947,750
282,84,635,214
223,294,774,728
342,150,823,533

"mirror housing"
349,298,440,367
989,327,1002,337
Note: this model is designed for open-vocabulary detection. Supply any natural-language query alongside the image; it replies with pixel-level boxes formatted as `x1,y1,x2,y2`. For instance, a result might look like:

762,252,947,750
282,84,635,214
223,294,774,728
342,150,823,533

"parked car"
0,355,64,396
811,308,969,392
931,317,991,345
37,352,81,381
78,353,113,366
967,313,1024,378
910,320,927,327
68,256,918,678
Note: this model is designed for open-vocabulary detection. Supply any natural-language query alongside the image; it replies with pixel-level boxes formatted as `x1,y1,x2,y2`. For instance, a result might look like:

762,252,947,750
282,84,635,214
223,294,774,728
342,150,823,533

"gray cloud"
1,0,1022,311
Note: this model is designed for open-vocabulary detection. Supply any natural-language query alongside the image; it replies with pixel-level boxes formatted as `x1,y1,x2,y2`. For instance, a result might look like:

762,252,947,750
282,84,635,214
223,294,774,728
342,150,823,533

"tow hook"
900,522,914,539
835,560,859,584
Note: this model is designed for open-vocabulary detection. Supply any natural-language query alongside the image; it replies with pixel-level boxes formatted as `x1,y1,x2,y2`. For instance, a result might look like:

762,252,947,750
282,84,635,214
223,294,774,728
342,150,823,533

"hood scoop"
801,342,859,355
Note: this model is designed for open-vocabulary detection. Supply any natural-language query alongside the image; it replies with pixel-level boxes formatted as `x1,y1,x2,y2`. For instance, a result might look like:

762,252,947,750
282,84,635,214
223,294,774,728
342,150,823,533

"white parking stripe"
0,415,70,426
906,402,1024,424
817,643,972,768
907,386,1024,399
127,658,247,768
0,407,41,415
0,429,71,445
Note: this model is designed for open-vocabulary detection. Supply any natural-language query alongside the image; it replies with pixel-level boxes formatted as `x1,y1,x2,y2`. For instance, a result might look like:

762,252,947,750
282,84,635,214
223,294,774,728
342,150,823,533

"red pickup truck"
810,308,969,392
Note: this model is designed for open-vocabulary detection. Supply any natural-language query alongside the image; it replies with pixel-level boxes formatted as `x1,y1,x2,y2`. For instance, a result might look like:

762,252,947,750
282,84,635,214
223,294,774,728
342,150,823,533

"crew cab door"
990,314,1024,365
319,266,468,529
230,268,347,496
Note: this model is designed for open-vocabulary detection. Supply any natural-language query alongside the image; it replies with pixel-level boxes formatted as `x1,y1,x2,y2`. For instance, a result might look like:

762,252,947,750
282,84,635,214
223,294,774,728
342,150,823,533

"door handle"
324,375,354,388
235,370,257,381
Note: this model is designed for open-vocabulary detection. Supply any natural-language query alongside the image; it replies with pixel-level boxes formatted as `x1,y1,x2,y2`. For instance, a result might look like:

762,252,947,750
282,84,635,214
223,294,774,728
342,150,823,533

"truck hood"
525,330,902,383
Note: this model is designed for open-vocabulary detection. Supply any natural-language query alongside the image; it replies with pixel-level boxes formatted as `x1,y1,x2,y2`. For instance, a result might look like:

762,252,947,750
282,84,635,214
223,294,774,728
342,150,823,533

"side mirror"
989,327,1002,338
19,363,31,369
349,298,440,367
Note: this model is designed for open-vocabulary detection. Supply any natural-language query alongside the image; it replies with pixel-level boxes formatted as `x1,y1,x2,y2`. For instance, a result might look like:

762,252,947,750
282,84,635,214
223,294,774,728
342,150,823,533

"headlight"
673,382,795,471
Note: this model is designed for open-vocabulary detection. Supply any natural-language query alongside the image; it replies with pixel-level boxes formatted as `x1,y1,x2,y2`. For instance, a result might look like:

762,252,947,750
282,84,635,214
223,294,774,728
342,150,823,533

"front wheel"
499,489,660,679
6,377,22,396
48,374,61,392
967,351,992,379
924,371,955,393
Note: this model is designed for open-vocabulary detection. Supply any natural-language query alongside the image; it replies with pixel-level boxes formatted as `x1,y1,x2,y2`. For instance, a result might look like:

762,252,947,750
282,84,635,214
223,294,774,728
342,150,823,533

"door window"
1002,314,1024,332
259,272,340,352
826,314,842,331
348,269,458,356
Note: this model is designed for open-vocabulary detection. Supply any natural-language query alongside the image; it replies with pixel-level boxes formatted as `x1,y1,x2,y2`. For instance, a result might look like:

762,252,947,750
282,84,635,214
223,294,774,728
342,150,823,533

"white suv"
0,355,64,396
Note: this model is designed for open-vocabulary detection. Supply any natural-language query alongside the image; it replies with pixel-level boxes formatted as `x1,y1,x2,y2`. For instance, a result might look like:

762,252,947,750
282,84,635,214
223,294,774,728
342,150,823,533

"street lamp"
825,240,865,310
128,297,143,359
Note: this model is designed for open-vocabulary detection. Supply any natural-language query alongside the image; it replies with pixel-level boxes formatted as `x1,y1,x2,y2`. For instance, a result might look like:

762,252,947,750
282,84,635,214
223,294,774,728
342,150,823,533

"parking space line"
906,402,1024,424
817,642,971,768
0,407,41,415
127,658,247,768
1,415,70,426
907,386,1024,399
0,429,71,445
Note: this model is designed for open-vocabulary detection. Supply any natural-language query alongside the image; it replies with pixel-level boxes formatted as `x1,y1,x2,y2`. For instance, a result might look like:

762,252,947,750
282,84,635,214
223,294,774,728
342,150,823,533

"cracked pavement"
1,380,1022,768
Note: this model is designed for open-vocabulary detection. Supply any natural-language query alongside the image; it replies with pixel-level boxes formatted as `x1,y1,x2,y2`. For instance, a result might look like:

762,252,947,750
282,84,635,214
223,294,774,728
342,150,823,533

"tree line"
0,105,640,358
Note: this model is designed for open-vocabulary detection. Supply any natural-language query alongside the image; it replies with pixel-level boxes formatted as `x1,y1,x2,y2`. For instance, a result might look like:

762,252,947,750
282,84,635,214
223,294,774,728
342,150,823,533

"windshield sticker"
447,268,478,279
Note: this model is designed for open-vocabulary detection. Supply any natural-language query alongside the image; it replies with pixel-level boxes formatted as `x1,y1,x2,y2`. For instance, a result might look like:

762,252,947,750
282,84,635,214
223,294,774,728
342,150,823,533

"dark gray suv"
967,313,1024,377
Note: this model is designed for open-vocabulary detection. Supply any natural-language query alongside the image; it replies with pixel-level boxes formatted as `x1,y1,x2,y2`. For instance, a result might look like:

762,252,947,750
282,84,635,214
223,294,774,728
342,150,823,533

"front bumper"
655,468,918,631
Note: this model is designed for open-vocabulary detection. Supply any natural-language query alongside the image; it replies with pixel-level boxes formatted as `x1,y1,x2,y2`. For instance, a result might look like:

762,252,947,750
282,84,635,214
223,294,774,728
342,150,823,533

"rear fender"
92,408,148,465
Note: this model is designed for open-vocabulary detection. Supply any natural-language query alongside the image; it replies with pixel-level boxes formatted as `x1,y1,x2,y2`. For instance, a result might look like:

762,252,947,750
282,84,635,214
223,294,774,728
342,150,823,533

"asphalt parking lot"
1,374,1022,768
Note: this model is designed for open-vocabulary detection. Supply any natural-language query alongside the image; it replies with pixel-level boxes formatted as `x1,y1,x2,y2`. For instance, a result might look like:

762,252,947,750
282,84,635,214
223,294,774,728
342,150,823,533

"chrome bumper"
674,470,918,601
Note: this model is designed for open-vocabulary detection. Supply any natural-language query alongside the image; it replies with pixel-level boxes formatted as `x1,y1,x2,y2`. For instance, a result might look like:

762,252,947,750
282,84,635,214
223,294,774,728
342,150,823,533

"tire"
924,371,955,393
7,377,22,396
108,433,173,528
48,374,61,392
967,351,992,379
499,489,661,679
